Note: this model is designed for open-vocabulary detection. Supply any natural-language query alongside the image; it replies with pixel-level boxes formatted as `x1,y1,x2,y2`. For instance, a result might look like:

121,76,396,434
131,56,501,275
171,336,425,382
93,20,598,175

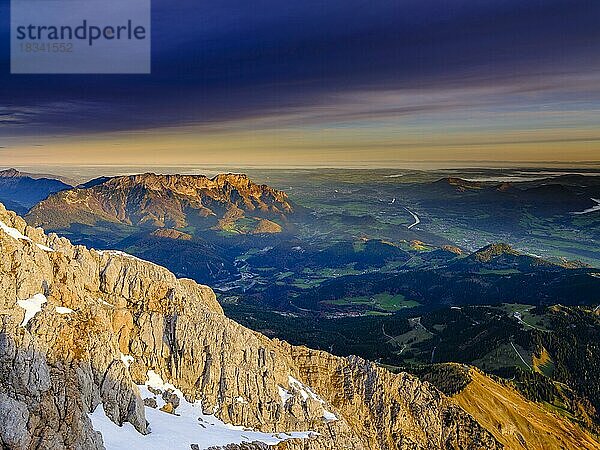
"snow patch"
120,354,134,368
288,376,311,401
0,219,54,251
17,294,47,327
98,250,161,267
55,306,73,314
98,298,114,307
287,376,338,422
91,370,316,450
0,220,31,241
278,386,293,406
322,409,337,421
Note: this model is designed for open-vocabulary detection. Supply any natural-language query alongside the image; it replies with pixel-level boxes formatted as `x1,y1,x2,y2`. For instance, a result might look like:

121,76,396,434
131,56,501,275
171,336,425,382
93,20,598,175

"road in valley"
404,207,420,229
572,198,600,215
510,341,532,371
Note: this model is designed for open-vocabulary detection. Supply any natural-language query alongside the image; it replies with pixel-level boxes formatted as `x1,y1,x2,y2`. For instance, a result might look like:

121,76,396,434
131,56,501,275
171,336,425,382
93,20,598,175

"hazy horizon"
4,162,600,186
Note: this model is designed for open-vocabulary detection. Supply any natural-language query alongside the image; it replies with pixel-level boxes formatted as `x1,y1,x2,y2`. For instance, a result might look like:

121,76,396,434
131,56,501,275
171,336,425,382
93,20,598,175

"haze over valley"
1,164,599,448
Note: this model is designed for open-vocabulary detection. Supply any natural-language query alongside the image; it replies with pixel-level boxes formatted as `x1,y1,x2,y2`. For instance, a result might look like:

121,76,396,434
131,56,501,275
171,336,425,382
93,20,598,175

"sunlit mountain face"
2,1,600,448
1,0,599,166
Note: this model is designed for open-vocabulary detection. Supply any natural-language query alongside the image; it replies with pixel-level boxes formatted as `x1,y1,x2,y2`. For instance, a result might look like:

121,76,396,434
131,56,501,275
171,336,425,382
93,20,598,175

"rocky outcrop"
470,243,521,263
0,202,500,449
150,228,193,240
453,243,559,272
251,219,283,234
441,245,463,256
26,173,292,232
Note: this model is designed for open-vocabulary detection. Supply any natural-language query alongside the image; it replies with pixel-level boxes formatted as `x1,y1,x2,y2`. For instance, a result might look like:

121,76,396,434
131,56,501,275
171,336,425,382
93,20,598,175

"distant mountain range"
1,169,597,285
418,175,600,211
15,172,293,284
0,168,71,215
1,169,600,448
27,172,292,233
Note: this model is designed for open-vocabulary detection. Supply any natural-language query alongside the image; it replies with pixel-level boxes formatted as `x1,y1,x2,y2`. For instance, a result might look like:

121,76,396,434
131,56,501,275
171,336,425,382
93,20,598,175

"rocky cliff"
26,173,291,233
0,202,500,450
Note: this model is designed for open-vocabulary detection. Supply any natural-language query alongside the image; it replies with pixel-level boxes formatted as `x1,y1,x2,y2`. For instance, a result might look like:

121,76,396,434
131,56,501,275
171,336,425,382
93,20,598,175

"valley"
1,165,600,446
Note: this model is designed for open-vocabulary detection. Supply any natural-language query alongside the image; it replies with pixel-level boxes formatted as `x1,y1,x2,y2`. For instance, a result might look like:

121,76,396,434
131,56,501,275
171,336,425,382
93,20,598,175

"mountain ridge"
0,202,500,449
26,173,292,233
0,168,72,215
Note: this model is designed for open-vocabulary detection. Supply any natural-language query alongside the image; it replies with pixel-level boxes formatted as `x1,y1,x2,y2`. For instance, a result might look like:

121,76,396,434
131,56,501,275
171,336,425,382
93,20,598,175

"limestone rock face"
26,173,292,231
0,203,500,450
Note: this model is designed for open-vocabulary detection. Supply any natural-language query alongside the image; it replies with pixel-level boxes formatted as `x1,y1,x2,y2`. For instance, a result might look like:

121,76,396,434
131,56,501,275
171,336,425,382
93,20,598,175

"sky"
1,0,599,167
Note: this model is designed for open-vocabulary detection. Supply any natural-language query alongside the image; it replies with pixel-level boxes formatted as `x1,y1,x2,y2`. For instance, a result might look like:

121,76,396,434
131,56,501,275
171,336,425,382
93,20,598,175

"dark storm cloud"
0,0,599,135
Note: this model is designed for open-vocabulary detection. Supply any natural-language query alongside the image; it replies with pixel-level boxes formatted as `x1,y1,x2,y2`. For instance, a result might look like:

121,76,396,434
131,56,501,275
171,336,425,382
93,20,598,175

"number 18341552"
19,42,73,52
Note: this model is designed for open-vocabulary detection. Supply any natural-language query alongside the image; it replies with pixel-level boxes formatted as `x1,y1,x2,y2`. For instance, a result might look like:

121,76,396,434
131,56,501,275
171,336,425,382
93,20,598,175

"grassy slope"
453,370,599,450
